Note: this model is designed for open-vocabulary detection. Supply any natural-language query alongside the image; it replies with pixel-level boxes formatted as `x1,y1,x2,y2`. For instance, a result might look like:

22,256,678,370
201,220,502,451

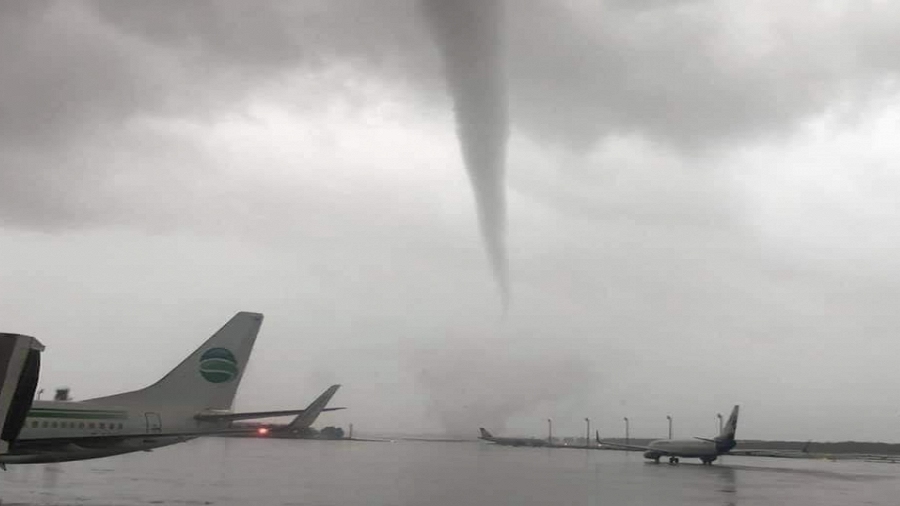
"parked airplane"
598,405,739,465
0,311,310,465
230,384,345,438
479,428,548,447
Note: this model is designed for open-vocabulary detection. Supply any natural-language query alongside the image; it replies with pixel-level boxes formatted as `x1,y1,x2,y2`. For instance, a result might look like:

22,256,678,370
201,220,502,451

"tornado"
420,0,510,310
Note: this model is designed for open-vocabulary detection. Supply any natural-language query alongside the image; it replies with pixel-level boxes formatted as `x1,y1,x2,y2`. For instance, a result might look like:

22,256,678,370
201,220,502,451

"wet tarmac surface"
1,438,897,505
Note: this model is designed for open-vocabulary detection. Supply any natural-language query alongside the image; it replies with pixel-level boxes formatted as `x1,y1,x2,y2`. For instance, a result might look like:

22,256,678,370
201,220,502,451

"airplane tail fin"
718,405,739,441
286,384,341,430
88,312,263,412
479,428,493,439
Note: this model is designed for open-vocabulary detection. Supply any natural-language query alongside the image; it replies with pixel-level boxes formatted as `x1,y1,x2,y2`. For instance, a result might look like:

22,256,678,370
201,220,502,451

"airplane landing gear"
668,457,680,465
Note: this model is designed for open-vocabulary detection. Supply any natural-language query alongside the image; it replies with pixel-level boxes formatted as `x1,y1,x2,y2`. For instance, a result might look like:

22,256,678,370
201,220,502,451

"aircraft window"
88,422,95,429
51,421,57,428
79,422,85,429
118,423,124,430
42,421,48,428
99,422,106,429
31,420,38,428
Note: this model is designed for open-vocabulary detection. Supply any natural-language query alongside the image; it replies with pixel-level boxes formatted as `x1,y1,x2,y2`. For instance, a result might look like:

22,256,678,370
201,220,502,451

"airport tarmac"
1,437,897,505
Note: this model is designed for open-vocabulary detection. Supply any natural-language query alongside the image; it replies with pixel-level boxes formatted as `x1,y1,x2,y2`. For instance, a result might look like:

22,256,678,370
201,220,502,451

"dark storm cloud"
504,1,899,150
2,0,900,230
88,0,900,150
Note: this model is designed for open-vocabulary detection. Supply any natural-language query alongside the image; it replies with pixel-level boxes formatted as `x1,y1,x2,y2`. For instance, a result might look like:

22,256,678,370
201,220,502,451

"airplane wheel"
668,457,677,465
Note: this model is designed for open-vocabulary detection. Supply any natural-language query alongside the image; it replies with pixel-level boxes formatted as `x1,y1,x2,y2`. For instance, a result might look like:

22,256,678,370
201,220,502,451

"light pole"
585,418,590,447
548,418,553,444
36,388,44,400
666,415,673,439
717,413,723,433
624,417,630,447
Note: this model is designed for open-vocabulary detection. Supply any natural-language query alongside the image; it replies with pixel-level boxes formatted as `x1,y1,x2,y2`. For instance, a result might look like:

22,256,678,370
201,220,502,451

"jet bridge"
0,333,44,455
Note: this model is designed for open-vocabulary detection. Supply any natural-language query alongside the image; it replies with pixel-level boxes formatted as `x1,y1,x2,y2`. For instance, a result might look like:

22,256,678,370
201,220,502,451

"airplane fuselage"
644,438,718,459
483,437,547,447
19,400,161,440
2,399,222,464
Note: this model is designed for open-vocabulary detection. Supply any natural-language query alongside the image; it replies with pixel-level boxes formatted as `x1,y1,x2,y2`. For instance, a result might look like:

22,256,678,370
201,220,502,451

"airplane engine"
644,451,660,460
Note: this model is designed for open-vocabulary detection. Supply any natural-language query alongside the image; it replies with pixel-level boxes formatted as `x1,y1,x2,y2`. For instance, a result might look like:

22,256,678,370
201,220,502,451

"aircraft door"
145,412,162,433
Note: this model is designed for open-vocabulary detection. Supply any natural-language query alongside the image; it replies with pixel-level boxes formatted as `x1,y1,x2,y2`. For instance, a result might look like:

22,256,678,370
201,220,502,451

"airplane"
0,311,322,465
478,428,548,447
597,405,739,465
229,384,345,438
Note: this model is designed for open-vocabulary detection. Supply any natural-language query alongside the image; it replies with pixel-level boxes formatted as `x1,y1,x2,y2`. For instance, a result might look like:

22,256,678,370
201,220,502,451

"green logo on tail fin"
199,348,238,383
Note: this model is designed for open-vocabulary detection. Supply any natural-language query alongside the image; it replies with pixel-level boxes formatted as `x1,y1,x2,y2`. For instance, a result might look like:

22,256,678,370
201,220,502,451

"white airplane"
598,405,740,465
0,311,314,466
478,428,548,447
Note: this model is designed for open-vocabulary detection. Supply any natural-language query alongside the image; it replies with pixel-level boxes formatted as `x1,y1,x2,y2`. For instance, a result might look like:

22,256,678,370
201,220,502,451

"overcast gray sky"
3,0,900,442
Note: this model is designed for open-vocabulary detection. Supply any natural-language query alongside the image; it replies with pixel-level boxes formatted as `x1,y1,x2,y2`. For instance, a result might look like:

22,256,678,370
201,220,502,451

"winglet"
286,384,342,430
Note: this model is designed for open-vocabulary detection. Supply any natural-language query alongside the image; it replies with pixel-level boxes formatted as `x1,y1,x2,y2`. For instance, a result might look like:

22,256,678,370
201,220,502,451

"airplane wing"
198,384,346,424
194,407,345,422
726,449,777,456
595,431,675,455
285,384,342,430
599,440,672,454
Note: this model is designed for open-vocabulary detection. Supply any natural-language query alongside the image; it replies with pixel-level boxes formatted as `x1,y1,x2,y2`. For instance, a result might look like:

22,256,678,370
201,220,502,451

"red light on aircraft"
257,427,269,436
